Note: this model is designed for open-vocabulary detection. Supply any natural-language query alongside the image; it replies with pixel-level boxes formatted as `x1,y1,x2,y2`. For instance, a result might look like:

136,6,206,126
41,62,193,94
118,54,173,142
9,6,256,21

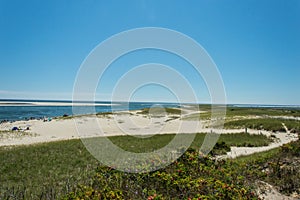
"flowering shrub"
63,148,260,199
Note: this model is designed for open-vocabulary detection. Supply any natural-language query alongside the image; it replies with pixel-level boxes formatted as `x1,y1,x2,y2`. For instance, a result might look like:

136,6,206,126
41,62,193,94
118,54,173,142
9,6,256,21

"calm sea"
0,100,180,122
1,99,299,122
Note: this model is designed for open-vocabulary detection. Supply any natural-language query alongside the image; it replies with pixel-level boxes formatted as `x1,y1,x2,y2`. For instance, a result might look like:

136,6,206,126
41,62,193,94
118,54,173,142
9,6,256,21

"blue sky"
0,0,299,105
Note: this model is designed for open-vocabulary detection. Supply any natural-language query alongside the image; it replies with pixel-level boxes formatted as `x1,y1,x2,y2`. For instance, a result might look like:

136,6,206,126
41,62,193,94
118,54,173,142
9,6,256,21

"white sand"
256,181,298,200
0,111,201,146
216,122,298,159
0,111,298,155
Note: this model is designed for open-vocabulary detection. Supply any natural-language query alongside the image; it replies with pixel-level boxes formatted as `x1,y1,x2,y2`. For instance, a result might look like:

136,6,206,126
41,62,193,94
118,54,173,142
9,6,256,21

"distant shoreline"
0,99,299,108
0,107,298,159
0,99,299,123
0,101,116,107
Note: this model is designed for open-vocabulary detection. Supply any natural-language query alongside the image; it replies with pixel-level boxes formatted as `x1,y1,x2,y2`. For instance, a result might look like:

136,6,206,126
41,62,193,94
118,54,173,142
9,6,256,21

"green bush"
225,118,285,132
63,148,259,199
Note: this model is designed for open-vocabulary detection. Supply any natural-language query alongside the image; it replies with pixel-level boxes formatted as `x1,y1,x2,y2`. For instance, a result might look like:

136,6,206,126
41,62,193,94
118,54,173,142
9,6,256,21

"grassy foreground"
0,132,272,199
62,139,300,200
0,140,98,199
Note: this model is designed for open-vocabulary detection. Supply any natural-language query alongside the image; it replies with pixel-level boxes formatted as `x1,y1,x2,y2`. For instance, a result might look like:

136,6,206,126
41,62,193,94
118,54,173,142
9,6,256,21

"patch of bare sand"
0,111,297,151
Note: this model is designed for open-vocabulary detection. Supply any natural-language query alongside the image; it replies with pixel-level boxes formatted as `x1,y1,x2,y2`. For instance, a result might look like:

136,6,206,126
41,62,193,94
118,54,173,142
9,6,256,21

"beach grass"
0,130,37,139
137,107,182,115
224,118,300,133
0,132,272,199
0,140,98,199
109,132,272,153
225,107,300,117
183,106,300,121
62,139,300,199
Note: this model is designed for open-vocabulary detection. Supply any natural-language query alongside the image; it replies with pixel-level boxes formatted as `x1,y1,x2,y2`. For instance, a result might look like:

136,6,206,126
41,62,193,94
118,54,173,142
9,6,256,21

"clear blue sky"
0,0,299,105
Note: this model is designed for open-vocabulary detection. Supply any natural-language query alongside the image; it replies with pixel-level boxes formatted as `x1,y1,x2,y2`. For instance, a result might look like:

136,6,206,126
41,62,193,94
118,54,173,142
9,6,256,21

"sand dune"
0,110,298,159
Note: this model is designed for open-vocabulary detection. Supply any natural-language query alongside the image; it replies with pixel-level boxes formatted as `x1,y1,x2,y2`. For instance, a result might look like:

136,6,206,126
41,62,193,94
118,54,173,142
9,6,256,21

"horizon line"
0,98,299,107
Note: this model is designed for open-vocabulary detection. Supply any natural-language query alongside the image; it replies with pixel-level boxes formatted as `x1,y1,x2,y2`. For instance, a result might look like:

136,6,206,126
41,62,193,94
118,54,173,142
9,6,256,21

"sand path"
0,111,298,153
215,123,298,159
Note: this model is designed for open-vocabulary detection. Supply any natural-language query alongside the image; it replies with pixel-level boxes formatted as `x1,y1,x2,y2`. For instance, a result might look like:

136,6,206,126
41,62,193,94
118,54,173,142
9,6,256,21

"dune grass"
63,148,259,199
0,140,98,199
225,107,300,117
284,119,300,133
224,118,285,132
137,107,182,115
63,139,300,199
183,106,300,121
224,118,300,133
109,132,272,153
0,132,272,199
0,130,37,139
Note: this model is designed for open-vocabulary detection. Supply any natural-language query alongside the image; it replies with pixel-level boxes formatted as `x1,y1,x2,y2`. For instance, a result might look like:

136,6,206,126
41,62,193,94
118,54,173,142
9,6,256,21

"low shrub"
63,148,259,199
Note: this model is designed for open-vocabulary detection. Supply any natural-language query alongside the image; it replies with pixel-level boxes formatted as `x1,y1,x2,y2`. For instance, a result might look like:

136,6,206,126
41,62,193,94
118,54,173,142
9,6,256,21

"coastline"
0,101,117,107
0,108,298,159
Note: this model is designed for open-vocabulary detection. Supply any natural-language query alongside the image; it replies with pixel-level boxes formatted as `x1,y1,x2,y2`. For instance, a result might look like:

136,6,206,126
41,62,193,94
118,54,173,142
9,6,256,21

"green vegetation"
0,130,36,138
183,106,300,135
182,112,211,120
0,133,272,199
64,139,300,199
96,111,113,116
284,119,300,133
183,106,300,120
56,111,135,120
224,118,300,133
109,133,272,153
225,107,300,117
0,140,98,199
217,133,273,147
263,141,300,195
235,139,300,196
137,107,182,115
96,112,134,117
64,148,259,199
225,118,285,132
1,106,300,199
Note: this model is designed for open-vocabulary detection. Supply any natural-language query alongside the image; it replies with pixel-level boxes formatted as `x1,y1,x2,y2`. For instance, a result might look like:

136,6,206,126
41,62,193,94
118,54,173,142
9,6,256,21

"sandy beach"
0,110,201,146
0,109,298,159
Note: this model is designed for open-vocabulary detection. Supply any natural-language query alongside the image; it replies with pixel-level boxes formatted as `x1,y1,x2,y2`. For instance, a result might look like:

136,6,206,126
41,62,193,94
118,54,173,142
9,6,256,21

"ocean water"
0,100,180,122
1,99,299,122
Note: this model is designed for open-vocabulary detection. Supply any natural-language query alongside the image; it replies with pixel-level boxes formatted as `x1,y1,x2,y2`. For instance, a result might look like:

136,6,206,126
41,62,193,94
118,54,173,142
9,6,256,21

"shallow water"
0,100,179,121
